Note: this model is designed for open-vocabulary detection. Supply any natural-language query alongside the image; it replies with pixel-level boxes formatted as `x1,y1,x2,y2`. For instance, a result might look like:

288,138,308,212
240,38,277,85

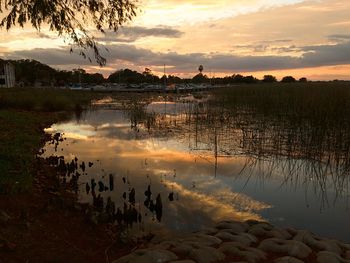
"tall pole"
78,68,81,86
163,64,166,88
164,64,167,114
210,69,212,85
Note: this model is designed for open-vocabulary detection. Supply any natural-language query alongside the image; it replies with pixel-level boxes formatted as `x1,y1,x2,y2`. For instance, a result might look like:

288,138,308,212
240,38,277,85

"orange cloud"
1,0,350,80
240,64,350,81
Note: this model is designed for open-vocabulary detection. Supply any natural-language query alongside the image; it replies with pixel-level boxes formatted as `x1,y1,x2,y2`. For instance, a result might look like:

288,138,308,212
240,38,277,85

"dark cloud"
232,41,296,54
328,34,350,40
95,26,183,43
301,42,350,66
7,41,350,73
37,32,54,39
260,39,293,44
271,45,300,53
7,47,89,66
232,44,269,52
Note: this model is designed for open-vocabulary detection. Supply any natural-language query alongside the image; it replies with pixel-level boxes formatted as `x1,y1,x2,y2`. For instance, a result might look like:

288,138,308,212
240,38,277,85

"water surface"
43,95,350,241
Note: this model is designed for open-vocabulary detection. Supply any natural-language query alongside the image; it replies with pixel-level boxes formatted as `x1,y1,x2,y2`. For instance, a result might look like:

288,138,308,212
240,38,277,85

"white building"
0,62,16,88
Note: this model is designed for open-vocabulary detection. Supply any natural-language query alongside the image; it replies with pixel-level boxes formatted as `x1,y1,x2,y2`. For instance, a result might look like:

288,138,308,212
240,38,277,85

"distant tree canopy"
242,75,258,84
281,76,296,83
232,74,244,83
192,73,209,84
0,0,138,65
3,59,308,86
70,69,104,84
13,59,56,85
108,69,160,84
6,59,104,86
108,69,141,83
142,68,159,83
263,75,277,83
167,75,182,84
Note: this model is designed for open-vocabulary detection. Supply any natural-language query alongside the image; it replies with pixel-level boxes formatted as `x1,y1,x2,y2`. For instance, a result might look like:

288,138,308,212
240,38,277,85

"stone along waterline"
113,220,350,263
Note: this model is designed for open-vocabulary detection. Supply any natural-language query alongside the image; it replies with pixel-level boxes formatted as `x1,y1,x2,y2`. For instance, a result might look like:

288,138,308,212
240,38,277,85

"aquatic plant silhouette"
43,88,350,233
109,174,114,191
121,89,350,208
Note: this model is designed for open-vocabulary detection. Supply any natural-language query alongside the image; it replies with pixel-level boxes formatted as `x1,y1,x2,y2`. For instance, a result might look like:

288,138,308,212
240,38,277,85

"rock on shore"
113,220,350,263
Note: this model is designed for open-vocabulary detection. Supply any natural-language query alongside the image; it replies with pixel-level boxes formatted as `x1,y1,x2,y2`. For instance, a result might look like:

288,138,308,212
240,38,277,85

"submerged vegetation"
212,82,350,164
212,83,350,200
123,82,350,203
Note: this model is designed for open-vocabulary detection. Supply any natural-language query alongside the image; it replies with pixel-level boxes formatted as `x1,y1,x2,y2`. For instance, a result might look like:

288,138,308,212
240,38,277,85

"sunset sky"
1,0,350,80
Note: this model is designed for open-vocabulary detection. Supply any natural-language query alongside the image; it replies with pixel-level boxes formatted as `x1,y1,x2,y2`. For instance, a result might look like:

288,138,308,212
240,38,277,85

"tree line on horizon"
2,59,311,86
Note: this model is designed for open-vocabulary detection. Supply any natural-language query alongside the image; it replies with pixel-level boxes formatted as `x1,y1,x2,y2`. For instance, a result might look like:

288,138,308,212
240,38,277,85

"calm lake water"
43,95,350,242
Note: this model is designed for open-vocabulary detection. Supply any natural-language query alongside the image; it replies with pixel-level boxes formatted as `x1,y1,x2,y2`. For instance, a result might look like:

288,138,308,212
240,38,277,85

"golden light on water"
44,113,272,226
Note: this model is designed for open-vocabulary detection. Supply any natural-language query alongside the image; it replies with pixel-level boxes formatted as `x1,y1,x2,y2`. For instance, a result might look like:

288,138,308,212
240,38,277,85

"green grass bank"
0,88,102,193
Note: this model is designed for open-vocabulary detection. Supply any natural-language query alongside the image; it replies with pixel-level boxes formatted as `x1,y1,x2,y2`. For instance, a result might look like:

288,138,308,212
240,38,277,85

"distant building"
0,61,15,88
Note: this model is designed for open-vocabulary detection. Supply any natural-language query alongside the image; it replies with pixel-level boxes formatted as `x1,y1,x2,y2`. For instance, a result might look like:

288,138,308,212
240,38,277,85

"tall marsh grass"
126,82,350,199
213,82,350,123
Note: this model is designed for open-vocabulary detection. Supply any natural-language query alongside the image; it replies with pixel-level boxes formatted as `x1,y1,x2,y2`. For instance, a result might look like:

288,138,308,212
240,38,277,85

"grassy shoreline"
0,88,103,193
0,89,132,262
0,110,70,193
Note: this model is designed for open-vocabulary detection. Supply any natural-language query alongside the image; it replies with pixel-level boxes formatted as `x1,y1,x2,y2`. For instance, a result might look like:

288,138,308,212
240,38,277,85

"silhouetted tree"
143,68,152,77
83,73,105,84
192,73,209,83
10,59,56,85
160,75,168,85
243,75,258,84
108,69,144,83
299,77,308,83
263,75,277,83
281,76,296,83
72,68,85,83
0,0,138,65
55,70,73,86
142,68,159,83
167,75,182,84
232,74,244,83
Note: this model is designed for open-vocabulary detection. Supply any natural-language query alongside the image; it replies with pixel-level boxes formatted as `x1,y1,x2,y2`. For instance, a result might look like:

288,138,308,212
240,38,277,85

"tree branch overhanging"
0,0,138,66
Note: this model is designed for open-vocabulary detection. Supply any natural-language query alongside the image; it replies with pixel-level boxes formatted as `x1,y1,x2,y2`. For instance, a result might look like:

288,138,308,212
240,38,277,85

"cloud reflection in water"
44,109,271,233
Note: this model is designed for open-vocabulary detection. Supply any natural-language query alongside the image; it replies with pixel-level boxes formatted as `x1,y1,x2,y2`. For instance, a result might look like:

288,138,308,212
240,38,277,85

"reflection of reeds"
124,83,350,206
122,99,157,132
